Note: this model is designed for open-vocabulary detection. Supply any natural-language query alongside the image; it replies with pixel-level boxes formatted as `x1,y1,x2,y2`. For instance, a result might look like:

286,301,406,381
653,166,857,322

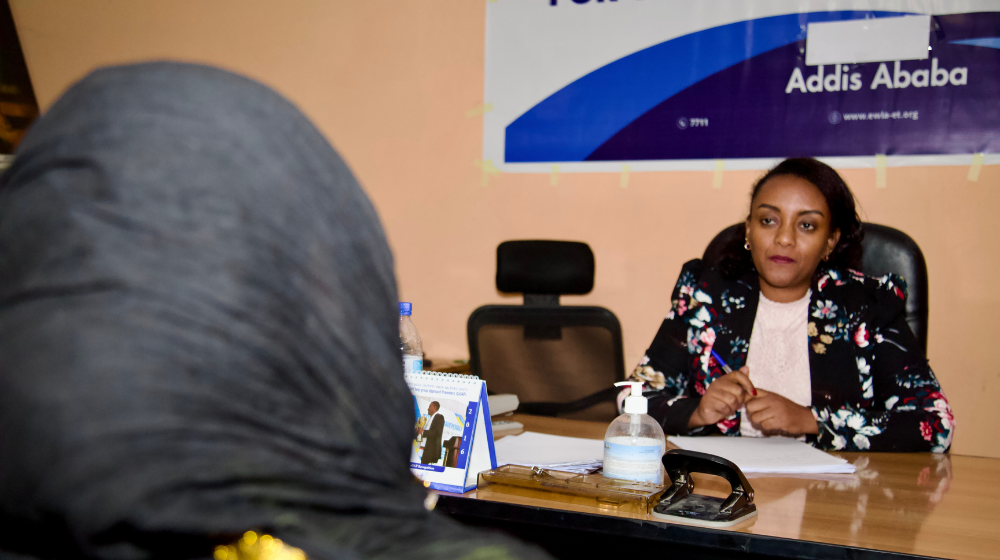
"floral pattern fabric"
628,259,954,453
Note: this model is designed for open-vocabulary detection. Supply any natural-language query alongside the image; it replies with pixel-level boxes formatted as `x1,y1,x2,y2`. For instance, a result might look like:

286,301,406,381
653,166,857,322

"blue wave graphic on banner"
504,11,909,163
951,37,1000,49
587,12,1000,160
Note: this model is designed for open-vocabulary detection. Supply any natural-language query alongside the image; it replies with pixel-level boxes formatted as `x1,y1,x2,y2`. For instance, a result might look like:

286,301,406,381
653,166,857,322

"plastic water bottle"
399,302,423,373
603,381,666,483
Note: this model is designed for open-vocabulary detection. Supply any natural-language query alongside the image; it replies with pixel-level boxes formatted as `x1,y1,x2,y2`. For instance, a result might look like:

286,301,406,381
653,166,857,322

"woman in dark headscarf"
0,62,547,560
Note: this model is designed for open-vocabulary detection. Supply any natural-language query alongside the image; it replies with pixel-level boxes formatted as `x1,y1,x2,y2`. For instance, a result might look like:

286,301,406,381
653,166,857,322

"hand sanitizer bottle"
603,381,666,484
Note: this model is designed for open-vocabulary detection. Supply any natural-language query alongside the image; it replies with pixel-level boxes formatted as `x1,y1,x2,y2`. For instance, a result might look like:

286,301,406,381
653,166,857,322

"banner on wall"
482,0,1000,172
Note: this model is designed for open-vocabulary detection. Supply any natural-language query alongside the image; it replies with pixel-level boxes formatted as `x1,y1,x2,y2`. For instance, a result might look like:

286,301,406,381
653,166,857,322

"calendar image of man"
416,401,444,464
411,395,465,467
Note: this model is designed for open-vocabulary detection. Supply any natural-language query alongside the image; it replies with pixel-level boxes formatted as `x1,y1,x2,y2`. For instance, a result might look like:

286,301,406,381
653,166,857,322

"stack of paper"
494,431,605,474
668,436,855,474
493,432,854,476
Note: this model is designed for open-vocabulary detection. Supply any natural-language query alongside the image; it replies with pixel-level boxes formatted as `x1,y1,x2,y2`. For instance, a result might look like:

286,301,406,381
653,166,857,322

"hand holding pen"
695,349,818,436
687,349,756,429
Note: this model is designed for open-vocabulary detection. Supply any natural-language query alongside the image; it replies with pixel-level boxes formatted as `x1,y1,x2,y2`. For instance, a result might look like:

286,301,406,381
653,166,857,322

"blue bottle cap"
399,302,412,316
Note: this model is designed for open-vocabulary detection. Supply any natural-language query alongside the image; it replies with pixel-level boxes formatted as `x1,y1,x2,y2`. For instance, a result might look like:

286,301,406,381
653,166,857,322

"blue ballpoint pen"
710,349,756,397
710,348,733,374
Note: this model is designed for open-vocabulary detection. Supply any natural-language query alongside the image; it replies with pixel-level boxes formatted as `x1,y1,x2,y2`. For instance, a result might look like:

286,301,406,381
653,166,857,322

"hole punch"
652,449,758,528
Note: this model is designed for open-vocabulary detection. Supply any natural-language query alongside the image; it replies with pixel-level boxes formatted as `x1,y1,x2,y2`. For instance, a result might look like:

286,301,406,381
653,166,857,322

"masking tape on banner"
620,164,630,189
474,159,501,187
465,103,493,118
968,153,984,182
875,154,887,188
551,164,559,186
712,160,724,189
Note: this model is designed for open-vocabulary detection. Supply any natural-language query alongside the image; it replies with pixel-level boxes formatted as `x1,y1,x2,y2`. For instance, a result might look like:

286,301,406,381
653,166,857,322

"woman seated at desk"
628,158,953,452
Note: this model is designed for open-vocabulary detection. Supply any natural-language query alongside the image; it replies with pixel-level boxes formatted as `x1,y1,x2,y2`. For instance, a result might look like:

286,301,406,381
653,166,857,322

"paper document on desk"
668,436,855,474
494,431,604,474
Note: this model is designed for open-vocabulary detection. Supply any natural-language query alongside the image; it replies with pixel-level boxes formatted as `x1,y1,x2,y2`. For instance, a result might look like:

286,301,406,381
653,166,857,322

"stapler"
652,448,758,527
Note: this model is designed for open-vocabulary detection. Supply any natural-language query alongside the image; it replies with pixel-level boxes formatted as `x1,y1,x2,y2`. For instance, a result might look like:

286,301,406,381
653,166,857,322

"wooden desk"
436,414,1000,560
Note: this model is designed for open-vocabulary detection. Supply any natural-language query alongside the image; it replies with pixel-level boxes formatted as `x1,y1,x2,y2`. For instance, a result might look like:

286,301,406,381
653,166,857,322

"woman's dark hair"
716,157,864,279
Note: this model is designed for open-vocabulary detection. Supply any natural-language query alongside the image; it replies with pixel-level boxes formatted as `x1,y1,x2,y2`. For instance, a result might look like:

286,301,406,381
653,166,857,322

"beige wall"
12,1,999,457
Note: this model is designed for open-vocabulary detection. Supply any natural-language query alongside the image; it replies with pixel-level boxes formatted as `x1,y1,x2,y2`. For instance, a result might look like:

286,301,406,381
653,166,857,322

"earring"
823,253,831,261
744,238,750,250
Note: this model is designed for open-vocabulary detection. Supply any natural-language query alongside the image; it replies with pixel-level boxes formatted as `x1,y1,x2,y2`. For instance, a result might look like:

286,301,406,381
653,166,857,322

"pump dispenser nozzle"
615,381,647,414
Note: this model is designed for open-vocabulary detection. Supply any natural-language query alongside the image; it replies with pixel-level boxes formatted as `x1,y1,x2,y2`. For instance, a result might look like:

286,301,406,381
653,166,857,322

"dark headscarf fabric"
0,62,546,560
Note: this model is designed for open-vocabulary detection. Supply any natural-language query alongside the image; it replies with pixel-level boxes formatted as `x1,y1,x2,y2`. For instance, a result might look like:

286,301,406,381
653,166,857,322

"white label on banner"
485,2,997,172
806,15,930,66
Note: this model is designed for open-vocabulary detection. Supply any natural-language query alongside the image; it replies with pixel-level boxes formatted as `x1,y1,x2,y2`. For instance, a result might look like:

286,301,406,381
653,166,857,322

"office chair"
467,240,625,421
702,222,929,350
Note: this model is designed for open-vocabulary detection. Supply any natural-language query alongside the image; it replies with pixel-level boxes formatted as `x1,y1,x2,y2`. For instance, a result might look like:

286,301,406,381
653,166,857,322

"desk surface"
438,414,1000,560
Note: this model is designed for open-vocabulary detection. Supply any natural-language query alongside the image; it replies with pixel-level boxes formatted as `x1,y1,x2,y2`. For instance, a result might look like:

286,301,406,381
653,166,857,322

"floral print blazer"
629,259,954,452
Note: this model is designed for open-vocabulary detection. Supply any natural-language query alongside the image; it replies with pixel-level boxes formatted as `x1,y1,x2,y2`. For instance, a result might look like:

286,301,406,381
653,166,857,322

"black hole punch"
652,449,758,528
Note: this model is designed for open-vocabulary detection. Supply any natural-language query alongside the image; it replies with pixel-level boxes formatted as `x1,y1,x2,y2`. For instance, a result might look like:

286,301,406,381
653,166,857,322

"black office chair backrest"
858,223,929,350
468,240,625,421
702,223,929,350
496,240,594,297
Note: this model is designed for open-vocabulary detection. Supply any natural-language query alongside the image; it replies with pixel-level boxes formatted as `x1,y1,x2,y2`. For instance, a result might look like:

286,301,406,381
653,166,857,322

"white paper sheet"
494,431,605,470
668,436,855,474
